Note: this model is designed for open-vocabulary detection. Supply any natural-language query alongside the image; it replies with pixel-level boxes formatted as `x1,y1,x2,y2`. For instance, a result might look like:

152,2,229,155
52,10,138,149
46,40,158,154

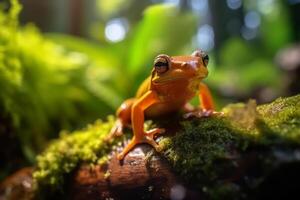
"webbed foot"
117,128,165,160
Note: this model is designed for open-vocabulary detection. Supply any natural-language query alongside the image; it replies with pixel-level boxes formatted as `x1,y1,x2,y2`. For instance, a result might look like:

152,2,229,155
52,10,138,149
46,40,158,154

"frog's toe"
183,110,203,119
154,144,162,152
117,152,125,160
184,109,224,119
117,137,139,160
202,110,224,117
144,136,161,152
146,128,165,138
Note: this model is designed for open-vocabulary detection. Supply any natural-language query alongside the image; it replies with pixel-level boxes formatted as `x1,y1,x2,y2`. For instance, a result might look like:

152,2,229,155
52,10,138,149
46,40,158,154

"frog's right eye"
154,55,170,74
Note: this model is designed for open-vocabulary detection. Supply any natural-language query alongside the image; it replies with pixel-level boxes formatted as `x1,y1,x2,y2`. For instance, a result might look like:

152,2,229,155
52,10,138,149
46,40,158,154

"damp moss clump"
33,117,119,190
258,95,300,142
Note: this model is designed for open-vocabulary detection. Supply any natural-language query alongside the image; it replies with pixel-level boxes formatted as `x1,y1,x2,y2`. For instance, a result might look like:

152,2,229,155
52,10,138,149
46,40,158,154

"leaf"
46,33,120,68
127,4,198,75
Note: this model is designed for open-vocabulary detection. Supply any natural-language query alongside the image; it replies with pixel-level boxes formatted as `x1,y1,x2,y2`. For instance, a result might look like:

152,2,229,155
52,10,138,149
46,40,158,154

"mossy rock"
28,94,300,199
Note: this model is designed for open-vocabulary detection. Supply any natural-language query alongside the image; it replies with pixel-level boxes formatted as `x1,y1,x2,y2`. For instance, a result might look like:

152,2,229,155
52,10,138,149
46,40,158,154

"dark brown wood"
0,167,34,200
70,144,201,200
2,143,300,199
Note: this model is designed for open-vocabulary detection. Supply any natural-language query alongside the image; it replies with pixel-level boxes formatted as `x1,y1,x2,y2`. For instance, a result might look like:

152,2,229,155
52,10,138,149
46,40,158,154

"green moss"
33,117,121,190
33,95,300,195
159,115,249,184
257,95,300,142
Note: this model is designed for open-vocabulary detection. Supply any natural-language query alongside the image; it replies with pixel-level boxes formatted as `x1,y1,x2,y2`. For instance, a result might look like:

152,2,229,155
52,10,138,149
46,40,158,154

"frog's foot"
105,119,124,142
144,128,165,151
117,128,165,160
183,109,224,119
145,128,165,139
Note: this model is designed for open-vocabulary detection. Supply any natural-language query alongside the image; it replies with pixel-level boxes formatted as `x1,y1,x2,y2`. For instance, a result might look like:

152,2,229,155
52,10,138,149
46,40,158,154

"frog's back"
135,76,151,98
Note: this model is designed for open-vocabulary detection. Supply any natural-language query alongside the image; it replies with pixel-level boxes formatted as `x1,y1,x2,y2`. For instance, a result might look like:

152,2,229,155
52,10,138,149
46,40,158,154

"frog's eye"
202,54,209,67
192,49,209,67
154,55,170,74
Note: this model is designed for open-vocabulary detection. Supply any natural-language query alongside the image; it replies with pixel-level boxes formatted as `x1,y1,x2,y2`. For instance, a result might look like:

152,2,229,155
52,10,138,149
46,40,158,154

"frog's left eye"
154,55,170,74
202,54,209,67
192,49,209,67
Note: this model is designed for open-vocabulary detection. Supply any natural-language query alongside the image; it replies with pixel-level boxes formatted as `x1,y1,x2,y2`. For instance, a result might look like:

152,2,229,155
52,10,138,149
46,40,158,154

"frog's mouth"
152,76,186,84
152,75,206,84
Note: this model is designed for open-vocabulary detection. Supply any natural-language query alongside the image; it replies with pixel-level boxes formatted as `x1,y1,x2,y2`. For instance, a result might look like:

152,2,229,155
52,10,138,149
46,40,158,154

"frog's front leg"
117,90,165,160
184,82,222,118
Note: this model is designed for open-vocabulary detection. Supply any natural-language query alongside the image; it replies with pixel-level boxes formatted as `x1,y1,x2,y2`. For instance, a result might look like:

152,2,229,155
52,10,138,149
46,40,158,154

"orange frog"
108,50,218,160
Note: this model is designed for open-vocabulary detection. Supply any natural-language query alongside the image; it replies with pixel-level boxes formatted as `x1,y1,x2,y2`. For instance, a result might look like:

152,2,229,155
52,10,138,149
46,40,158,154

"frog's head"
151,50,209,85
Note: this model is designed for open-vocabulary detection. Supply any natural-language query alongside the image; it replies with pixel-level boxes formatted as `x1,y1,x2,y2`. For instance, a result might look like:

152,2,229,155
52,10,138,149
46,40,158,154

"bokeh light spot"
244,11,261,29
163,0,180,6
257,0,276,15
196,24,215,51
170,184,186,200
226,0,242,10
105,18,128,43
188,0,209,14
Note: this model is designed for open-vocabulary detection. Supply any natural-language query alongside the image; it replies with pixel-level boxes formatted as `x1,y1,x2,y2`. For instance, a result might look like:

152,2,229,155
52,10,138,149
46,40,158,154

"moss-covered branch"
33,95,300,198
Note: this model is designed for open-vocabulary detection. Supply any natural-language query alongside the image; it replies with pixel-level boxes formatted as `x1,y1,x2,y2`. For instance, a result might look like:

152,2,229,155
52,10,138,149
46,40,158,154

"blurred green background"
0,0,299,180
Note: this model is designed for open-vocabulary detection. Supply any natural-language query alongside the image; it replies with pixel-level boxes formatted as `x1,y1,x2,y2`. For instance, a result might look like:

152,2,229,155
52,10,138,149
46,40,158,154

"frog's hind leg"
106,98,135,142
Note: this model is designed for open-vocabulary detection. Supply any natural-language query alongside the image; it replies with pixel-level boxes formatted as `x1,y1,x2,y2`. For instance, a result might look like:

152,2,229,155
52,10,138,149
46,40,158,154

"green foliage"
260,0,292,55
48,4,198,96
96,0,130,19
46,33,124,108
242,0,292,55
127,4,197,76
209,0,293,98
0,0,115,164
209,38,280,94
219,38,255,68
